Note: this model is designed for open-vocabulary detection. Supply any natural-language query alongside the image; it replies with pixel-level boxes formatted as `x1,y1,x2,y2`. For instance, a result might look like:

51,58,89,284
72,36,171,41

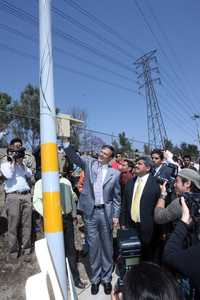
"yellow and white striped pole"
39,1,67,299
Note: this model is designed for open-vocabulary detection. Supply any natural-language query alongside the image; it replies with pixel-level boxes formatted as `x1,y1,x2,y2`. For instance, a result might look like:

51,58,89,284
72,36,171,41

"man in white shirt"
1,138,32,261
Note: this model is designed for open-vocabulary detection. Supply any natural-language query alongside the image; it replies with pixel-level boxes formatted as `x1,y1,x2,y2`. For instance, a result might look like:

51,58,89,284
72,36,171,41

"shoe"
75,280,86,289
103,282,112,295
91,282,100,295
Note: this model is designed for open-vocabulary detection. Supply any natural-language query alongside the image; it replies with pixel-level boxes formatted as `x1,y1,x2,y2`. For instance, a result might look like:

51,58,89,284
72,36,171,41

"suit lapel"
89,159,98,184
103,167,113,186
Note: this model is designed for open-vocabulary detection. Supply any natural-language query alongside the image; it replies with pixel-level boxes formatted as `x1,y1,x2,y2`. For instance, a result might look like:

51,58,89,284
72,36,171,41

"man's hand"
16,157,24,165
111,290,122,300
112,217,119,229
163,150,173,160
181,197,192,225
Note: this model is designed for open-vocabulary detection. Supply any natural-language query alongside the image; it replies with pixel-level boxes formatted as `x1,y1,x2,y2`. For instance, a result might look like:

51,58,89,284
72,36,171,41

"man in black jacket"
163,198,200,298
121,156,160,260
151,148,175,179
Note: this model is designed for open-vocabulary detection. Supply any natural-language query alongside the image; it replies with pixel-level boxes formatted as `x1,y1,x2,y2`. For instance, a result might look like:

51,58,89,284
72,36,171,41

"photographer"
0,138,33,261
154,168,200,225
163,198,200,297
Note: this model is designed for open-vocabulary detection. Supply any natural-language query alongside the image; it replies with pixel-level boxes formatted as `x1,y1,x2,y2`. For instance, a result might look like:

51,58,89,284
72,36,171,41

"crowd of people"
0,133,200,299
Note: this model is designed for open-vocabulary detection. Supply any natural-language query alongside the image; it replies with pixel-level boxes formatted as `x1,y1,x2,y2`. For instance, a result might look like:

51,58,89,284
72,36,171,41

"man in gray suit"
63,144,121,295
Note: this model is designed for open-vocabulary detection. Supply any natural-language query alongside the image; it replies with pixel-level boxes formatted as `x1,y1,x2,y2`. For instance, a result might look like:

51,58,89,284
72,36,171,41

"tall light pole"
39,1,68,299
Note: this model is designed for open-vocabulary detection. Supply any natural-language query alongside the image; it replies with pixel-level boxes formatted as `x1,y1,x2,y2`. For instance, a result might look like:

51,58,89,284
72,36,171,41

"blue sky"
0,0,200,149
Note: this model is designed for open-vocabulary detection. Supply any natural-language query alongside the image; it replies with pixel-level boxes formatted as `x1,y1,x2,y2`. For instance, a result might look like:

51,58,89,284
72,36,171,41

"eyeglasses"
151,157,160,160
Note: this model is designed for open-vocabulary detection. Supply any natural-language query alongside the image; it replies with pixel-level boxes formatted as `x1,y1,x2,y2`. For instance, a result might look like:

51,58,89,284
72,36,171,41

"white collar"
138,173,149,181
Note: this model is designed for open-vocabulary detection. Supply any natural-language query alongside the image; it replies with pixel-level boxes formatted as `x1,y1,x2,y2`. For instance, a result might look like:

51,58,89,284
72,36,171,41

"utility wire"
161,67,198,114
63,0,143,55
133,0,199,113
0,23,135,84
0,1,135,74
52,5,134,59
144,0,200,111
0,42,137,94
157,90,195,131
157,94,195,136
1,0,196,115
0,109,149,146
1,0,193,113
161,74,195,117
0,0,196,140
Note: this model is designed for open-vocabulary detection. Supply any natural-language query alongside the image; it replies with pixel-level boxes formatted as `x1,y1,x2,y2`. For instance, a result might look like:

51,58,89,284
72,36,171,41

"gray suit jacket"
64,145,121,227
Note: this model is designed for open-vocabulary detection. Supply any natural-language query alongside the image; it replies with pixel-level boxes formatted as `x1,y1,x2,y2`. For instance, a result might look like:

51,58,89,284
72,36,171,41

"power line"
157,90,195,132
2,0,194,114
0,23,136,84
52,5,134,59
1,0,197,143
0,109,150,146
161,67,200,114
54,28,135,73
161,74,196,117
133,0,199,113
63,0,143,55
0,1,135,74
144,0,200,112
158,95,195,138
0,42,137,94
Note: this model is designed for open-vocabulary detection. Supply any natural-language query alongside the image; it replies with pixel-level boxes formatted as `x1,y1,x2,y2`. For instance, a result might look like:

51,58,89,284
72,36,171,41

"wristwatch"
160,191,167,199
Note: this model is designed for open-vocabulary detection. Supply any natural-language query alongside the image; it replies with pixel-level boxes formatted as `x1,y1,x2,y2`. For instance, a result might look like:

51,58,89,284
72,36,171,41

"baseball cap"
178,168,200,190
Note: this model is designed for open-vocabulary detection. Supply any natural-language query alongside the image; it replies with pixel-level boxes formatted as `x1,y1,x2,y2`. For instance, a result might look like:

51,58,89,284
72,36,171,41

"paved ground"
0,184,118,299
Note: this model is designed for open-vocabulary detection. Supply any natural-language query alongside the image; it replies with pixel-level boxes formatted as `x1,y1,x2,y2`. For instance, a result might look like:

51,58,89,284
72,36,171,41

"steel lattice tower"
135,50,167,149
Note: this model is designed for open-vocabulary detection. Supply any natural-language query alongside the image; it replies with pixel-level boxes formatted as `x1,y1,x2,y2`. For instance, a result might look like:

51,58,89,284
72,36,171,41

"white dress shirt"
154,164,162,176
94,164,108,205
102,164,108,183
1,161,32,193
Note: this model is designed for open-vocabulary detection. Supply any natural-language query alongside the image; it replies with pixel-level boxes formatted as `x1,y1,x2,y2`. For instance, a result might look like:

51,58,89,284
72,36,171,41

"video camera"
7,146,26,161
182,193,200,219
182,193,200,241
157,176,176,194
157,163,178,193
115,228,141,292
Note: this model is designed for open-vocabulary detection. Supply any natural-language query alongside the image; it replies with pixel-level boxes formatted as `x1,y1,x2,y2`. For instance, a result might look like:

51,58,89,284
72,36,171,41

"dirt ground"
0,186,90,300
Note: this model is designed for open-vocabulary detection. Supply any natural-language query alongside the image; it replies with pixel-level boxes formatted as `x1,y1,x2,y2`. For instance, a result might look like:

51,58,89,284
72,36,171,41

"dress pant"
6,192,32,257
63,214,80,284
85,207,113,284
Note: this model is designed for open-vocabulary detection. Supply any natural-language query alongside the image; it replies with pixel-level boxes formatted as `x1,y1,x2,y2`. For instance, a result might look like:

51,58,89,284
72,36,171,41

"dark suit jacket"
154,164,174,179
121,174,160,244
